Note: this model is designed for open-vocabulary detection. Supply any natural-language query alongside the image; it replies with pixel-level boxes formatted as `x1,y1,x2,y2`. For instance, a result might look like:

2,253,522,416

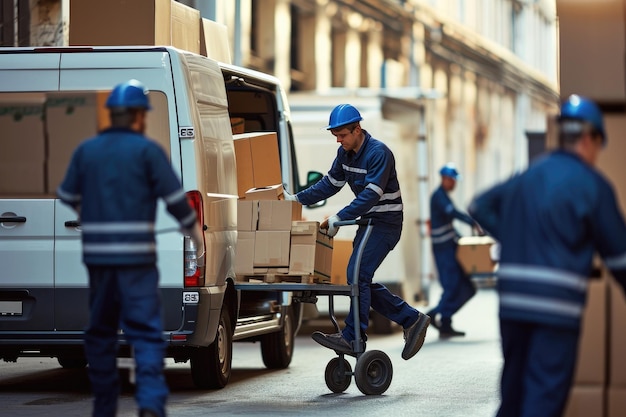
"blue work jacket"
297,130,403,229
469,150,626,329
57,127,197,266
430,185,475,249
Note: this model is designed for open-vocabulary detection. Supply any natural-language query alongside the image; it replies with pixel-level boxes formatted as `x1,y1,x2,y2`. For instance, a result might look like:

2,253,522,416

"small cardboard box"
200,18,232,63
258,200,302,231
234,231,255,276
563,385,604,417
245,184,284,201
0,102,46,194
233,132,282,198
456,236,496,275
330,239,352,285
288,221,334,279
237,200,258,231
574,276,608,384
254,230,290,267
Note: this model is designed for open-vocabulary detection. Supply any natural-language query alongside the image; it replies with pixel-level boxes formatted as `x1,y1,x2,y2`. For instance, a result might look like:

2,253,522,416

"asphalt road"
0,285,502,417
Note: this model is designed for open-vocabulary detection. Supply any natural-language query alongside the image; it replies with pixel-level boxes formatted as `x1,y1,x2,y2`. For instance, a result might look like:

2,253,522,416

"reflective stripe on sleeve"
56,187,81,203
605,252,626,270
431,223,453,235
328,174,345,188
366,204,403,214
380,190,401,201
366,183,384,196
431,230,456,244
163,188,187,205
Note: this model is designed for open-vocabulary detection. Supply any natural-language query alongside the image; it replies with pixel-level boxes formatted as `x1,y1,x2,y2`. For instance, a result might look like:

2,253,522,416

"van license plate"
0,301,22,316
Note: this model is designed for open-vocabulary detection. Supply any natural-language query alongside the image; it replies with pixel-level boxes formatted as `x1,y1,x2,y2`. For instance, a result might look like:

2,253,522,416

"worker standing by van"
57,79,202,417
284,104,430,360
427,163,481,338
468,95,626,417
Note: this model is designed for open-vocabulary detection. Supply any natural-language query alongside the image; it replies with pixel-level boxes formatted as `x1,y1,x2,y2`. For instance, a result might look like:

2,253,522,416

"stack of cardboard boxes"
233,132,333,282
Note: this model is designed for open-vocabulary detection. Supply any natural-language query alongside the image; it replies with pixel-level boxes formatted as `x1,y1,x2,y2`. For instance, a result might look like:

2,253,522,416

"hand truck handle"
334,218,372,227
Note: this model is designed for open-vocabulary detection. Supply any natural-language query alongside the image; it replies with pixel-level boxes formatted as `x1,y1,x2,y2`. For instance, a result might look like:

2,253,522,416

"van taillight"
184,191,205,287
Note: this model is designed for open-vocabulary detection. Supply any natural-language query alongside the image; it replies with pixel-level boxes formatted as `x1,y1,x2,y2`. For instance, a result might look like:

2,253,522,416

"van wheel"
261,306,295,369
57,355,87,369
190,305,233,389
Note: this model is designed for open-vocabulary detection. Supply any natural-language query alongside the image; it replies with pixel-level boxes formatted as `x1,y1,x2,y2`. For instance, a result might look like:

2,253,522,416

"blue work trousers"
85,265,169,417
342,225,419,342
497,319,580,417
431,245,476,321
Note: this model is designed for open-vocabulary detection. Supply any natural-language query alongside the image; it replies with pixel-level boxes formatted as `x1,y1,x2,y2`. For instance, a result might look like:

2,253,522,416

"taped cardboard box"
234,231,255,276
563,385,604,417
289,221,332,279
254,230,290,268
330,239,352,285
456,236,496,275
237,200,258,231
0,102,46,194
258,200,302,231
245,184,284,201
233,132,281,198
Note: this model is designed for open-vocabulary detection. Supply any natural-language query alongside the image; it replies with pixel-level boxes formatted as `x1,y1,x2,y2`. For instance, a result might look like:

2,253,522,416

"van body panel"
0,52,60,91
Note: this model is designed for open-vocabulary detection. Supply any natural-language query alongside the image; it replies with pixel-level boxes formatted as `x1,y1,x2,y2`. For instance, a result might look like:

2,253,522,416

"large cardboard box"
608,386,626,417
289,221,334,279
563,385,604,417
234,231,255,276
573,277,608,384
69,0,200,54
254,230,290,268
330,239,352,285
456,236,496,275
0,101,46,195
258,200,302,231
609,277,626,385
233,132,282,198
46,93,99,193
237,200,258,232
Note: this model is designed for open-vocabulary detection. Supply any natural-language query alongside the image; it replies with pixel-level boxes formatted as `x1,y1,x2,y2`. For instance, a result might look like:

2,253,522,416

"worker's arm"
296,149,345,206
468,180,511,241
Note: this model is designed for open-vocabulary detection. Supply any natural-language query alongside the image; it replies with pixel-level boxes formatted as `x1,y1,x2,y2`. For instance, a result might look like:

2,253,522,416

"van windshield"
0,91,170,198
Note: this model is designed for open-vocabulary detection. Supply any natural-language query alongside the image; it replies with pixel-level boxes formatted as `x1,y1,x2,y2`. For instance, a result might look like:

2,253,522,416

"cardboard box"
288,221,333,279
456,236,496,275
573,276,608,384
69,0,200,53
563,385,604,417
46,93,99,193
258,200,302,231
233,132,282,198
234,231,255,276
237,200,258,231
0,102,46,194
200,18,232,64
608,386,626,417
245,184,284,201
330,239,352,285
609,277,626,385
254,230,290,267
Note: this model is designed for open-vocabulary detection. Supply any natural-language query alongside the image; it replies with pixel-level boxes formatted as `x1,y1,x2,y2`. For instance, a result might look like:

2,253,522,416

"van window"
0,91,170,198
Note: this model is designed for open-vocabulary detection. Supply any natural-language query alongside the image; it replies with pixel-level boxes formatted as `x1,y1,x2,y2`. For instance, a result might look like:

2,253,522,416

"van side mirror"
300,171,326,208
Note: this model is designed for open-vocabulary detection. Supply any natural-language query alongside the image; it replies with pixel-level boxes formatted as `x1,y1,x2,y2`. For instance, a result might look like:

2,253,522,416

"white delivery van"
0,46,322,389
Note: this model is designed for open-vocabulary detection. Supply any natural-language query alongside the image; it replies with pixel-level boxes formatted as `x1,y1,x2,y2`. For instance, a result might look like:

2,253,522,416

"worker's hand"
283,189,299,202
321,214,341,237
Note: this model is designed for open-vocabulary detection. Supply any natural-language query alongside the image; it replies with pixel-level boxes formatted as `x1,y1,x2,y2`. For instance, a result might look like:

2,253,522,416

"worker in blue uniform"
469,95,626,417
427,163,481,338
57,80,202,417
284,104,430,360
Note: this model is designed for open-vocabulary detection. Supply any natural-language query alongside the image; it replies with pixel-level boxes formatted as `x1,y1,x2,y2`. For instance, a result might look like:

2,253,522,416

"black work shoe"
311,331,354,355
139,409,159,417
402,312,431,360
439,328,466,339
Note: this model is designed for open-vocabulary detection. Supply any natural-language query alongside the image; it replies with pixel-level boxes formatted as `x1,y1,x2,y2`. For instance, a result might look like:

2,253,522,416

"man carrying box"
284,103,430,360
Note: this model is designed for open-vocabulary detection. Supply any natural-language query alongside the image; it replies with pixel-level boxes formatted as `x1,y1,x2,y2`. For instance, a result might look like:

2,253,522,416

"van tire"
190,304,233,389
57,355,87,369
261,306,295,369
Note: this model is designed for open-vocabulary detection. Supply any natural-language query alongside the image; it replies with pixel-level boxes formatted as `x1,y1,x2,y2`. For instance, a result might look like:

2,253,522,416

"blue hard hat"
106,79,151,110
440,163,460,179
326,104,363,130
559,94,605,142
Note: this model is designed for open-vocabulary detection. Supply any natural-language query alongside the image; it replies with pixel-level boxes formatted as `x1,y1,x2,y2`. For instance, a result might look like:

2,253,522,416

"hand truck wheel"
324,357,352,393
354,350,393,395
